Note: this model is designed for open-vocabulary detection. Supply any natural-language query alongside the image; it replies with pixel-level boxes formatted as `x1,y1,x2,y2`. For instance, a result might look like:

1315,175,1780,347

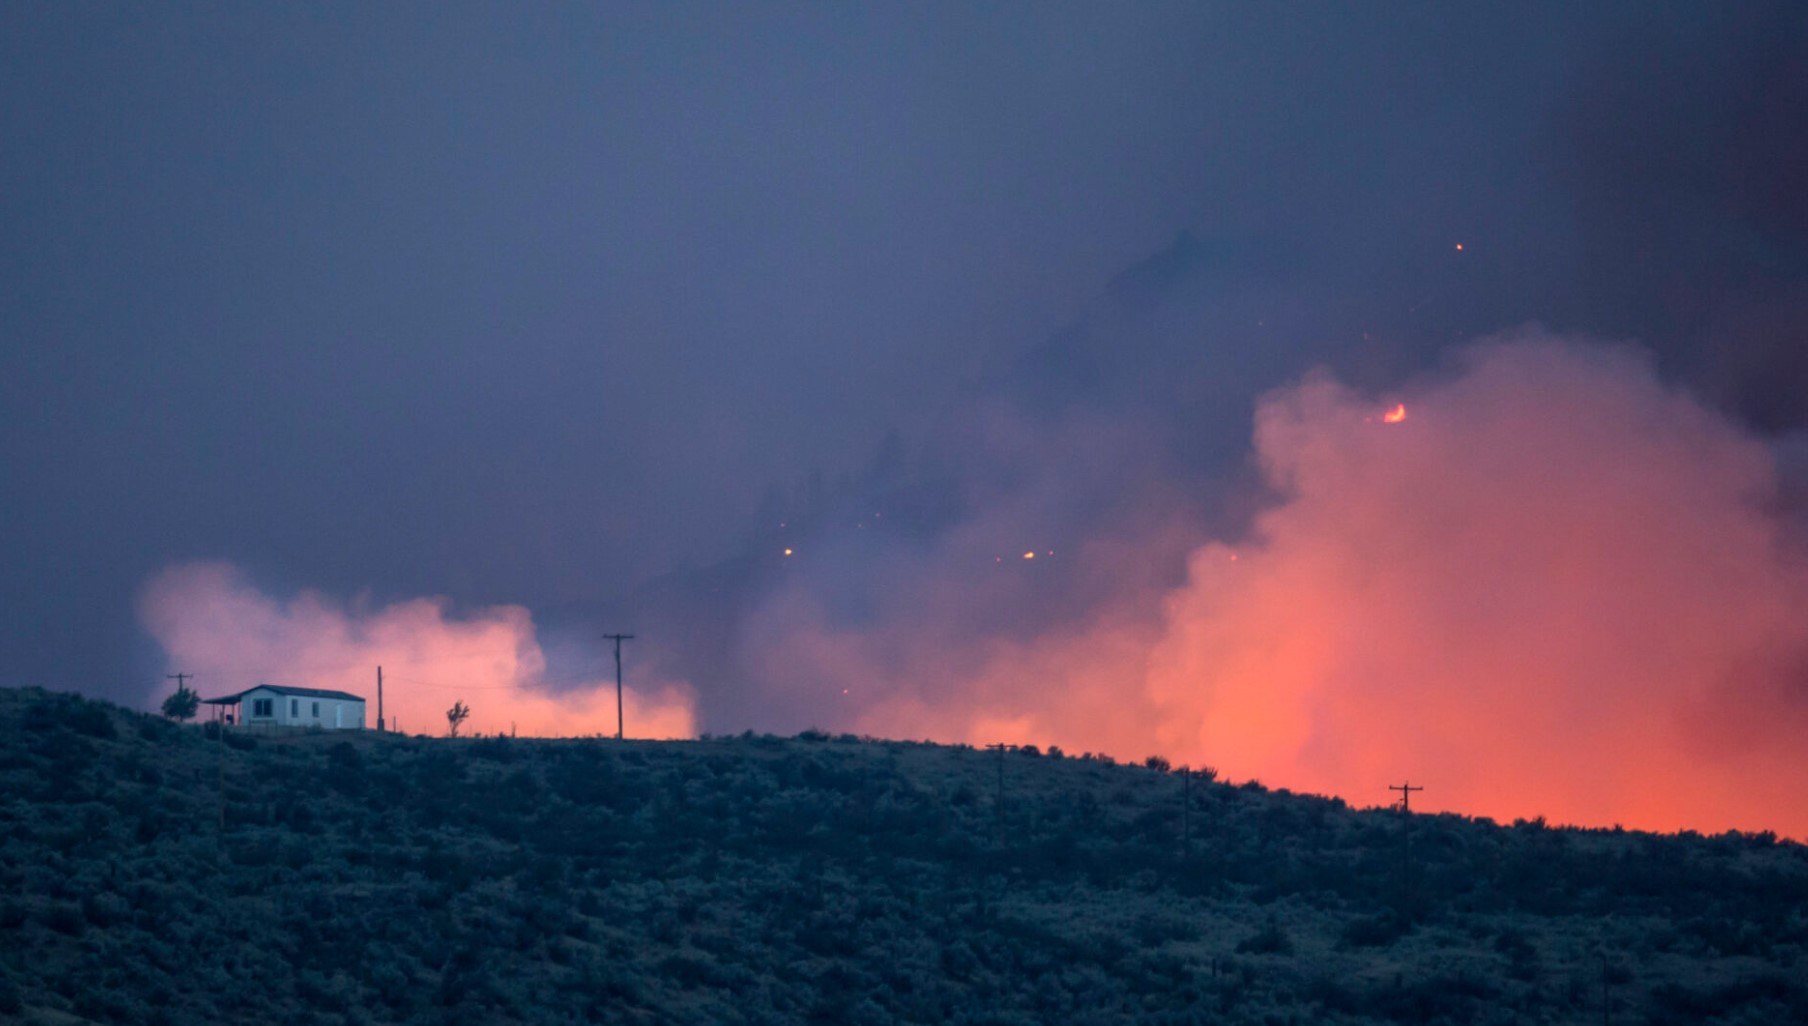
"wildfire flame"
1382,403,1408,424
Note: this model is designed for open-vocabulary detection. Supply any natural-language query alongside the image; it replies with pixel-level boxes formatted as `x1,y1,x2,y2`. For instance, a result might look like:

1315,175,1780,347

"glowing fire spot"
1023,552,1036,560
783,548,793,556
1455,243,1464,251
1382,403,1408,424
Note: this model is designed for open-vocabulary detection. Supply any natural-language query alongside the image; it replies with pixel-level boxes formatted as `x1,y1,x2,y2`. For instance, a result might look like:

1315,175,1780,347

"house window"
252,698,273,717
290,698,298,717
311,701,319,718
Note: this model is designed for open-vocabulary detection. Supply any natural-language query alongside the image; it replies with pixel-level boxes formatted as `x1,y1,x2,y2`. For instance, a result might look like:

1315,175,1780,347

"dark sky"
5,2,1807,718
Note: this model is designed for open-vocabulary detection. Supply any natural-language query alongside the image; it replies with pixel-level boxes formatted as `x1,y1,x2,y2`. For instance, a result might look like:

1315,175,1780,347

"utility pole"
985,743,1010,844
603,633,636,740
1390,781,1424,919
986,743,1008,805
376,665,385,732
167,672,192,693
1389,781,1423,813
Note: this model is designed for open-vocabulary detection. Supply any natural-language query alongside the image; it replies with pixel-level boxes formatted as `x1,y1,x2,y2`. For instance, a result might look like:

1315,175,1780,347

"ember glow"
741,335,1808,837
1382,403,1408,423
140,563,695,739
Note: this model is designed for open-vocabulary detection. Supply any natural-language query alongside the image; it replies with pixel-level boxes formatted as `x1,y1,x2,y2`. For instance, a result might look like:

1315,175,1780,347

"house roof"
202,684,366,704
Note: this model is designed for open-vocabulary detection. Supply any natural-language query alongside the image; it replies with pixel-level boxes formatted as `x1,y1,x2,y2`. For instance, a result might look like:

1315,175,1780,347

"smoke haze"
720,335,1808,836
140,563,694,740
6,4,1807,839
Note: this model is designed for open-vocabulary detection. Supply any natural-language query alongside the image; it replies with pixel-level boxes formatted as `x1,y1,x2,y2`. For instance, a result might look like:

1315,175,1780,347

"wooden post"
603,633,636,740
377,665,385,733
1390,781,1423,918
985,743,1009,843
216,706,226,838
986,744,1007,804
1389,781,1423,813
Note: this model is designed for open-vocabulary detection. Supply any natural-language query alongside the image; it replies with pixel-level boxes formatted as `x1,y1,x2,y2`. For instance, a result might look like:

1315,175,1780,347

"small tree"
161,685,199,722
446,701,471,738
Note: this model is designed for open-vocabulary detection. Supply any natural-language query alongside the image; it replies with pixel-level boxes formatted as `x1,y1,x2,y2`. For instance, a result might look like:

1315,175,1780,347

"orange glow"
1382,403,1408,423
784,548,793,556
1455,243,1464,251
754,337,1808,839
141,339,1808,837
141,562,695,739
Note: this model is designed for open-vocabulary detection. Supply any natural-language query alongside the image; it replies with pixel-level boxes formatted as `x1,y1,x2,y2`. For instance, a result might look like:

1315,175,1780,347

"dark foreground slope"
1,687,1805,1026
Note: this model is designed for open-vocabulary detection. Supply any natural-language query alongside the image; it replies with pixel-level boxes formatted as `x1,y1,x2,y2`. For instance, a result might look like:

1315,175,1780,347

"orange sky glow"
142,335,1808,839
751,335,1808,839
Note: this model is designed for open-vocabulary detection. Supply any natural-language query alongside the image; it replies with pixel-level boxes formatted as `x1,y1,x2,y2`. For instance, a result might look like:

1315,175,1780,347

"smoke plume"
140,562,694,739
741,333,1808,836
137,335,1808,836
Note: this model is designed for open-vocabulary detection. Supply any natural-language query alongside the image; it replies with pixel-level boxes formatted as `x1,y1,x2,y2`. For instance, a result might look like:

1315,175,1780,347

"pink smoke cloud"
752,333,1808,837
140,563,694,739
1147,335,1808,835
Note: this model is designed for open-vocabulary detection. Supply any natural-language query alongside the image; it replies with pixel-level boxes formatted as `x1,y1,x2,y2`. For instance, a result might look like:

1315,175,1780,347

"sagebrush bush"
1,686,1805,1026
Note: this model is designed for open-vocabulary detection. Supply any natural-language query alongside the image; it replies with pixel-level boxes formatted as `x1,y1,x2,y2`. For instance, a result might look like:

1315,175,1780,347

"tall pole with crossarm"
1389,780,1423,813
603,633,635,740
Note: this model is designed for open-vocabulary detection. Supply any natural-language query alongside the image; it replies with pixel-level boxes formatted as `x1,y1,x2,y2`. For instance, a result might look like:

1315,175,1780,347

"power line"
387,664,614,692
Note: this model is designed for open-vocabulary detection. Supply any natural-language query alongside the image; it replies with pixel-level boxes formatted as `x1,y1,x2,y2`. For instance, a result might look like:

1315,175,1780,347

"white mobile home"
203,685,366,730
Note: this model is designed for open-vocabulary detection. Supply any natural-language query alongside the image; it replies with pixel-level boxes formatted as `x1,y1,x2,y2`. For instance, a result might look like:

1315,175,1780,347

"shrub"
470,736,516,763
1144,756,1171,773
1340,912,1409,948
161,686,200,722
82,890,130,927
65,699,117,740
1236,918,1293,955
42,900,85,936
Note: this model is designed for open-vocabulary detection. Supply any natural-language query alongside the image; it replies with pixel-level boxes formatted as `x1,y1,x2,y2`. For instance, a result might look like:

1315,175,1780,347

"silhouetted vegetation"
1,685,1804,1024
159,684,198,722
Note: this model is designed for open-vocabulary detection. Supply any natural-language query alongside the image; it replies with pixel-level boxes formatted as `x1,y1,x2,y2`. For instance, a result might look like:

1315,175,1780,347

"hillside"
1,687,1804,1025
